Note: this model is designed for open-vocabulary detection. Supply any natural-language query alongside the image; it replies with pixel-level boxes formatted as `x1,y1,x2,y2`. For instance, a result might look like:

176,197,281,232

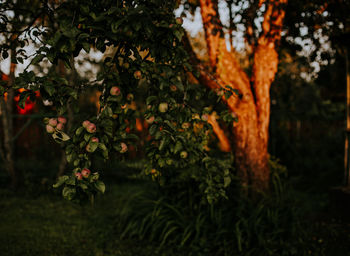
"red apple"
58,116,67,124
110,86,121,96
120,142,128,153
86,144,93,153
46,125,55,134
56,123,64,131
81,168,91,178
82,120,91,128
75,172,83,180
86,123,96,133
201,114,209,121
176,17,183,25
134,70,142,80
146,116,155,124
91,137,99,143
48,118,57,127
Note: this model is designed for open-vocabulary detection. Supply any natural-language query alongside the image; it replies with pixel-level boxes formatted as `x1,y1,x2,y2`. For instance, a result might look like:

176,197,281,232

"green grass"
1,176,350,256
0,181,182,256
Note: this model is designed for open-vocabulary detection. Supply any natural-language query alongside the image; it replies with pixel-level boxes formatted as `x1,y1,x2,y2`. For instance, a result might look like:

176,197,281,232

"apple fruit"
58,116,67,124
170,85,177,92
120,142,128,153
126,93,134,101
86,123,96,133
201,114,209,121
46,125,55,134
181,122,190,129
75,172,83,180
82,120,91,128
180,151,188,159
48,118,57,127
158,102,168,113
86,144,93,153
134,70,142,79
176,17,183,25
91,137,99,143
110,86,121,96
146,116,155,124
56,123,64,131
81,168,91,178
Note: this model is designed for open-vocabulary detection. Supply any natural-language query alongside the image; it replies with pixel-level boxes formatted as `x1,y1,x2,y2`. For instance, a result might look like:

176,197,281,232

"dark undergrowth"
0,160,349,256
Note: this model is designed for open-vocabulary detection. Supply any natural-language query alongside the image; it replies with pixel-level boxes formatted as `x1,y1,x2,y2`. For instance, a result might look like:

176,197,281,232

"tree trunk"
186,0,287,192
0,60,18,189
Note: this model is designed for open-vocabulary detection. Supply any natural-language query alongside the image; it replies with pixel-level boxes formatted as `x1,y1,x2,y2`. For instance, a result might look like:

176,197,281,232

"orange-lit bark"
191,0,287,192
207,113,231,152
199,0,222,69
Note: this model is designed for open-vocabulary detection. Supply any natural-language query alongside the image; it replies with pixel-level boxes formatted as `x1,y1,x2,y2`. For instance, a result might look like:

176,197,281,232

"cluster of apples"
46,116,67,133
82,120,97,133
75,168,91,180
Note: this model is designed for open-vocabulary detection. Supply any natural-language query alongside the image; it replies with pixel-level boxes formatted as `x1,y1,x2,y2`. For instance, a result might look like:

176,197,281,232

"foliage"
115,158,308,256
0,0,236,203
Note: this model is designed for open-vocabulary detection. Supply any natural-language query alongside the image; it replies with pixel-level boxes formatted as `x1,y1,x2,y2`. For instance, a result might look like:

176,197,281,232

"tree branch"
252,0,287,143
199,0,224,69
207,113,231,152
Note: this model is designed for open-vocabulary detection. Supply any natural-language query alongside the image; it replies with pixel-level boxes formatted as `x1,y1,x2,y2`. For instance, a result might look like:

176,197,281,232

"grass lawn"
0,175,350,256
0,180,183,256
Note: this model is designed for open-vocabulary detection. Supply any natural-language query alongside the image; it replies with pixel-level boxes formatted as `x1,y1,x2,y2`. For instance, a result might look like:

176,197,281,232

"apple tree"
1,0,236,203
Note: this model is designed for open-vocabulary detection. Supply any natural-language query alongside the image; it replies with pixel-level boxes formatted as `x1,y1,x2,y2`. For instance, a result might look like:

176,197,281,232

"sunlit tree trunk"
186,0,287,192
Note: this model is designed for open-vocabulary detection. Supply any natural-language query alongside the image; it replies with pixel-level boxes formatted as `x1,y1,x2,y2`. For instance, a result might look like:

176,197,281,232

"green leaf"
62,186,76,201
88,141,99,152
159,137,168,151
98,143,107,151
44,85,55,96
79,183,88,190
94,181,105,194
53,175,69,188
146,96,157,105
31,54,44,65
84,133,93,142
149,124,158,136
66,176,76,185
76,127,84,136
82,41,90,53
174,141,182,153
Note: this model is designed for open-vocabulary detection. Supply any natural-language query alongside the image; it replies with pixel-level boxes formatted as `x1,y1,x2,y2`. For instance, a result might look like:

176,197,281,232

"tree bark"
0,60,18,189
189,0,287,192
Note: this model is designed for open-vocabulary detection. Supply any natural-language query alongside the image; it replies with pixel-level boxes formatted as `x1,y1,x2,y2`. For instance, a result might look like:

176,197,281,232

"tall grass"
116,160,307,256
